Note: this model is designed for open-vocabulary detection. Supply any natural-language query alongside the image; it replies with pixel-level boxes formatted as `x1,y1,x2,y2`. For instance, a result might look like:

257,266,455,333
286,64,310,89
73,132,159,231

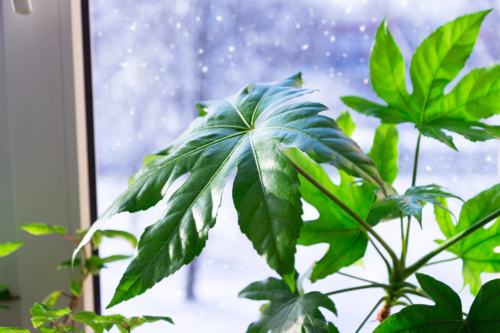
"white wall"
0,0,94,328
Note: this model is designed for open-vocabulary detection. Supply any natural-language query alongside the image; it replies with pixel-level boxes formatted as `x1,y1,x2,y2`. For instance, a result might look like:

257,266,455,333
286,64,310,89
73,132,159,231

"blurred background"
89,0,500,332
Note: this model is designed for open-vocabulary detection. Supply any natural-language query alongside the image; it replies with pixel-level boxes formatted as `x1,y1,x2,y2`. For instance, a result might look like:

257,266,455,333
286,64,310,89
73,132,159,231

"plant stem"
404,208,500,278
62,233,79,244
400,214,406,267
337,272,380,285
368,237,392,275
290,159,400,269
325,284,388,296
396,288,433,301
402,132,422,268
424,257,459,267
411,133,422,187
355,297,386,333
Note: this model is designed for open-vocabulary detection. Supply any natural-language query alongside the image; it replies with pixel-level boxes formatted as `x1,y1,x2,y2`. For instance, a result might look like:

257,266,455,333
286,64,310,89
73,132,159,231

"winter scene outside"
90,0,500,332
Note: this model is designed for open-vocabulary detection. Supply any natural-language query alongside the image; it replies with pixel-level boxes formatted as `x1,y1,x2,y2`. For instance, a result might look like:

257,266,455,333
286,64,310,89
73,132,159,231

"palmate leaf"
0,242,24,257
435,183,500,295
373,185,462,226
239,277,338,333
284,113,398,281
375,273,500,332
342,10,500,150
73,73,384,307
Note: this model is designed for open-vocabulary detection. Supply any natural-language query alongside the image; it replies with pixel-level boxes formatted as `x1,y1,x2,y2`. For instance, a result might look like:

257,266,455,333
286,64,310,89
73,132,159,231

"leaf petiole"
403,207,500,278
424,257,459,267
337,272,381,285
355,297,386,333
325,284,389,296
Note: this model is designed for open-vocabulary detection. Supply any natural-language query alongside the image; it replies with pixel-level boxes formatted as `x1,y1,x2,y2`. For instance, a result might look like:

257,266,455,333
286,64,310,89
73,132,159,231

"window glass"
91,1,500,331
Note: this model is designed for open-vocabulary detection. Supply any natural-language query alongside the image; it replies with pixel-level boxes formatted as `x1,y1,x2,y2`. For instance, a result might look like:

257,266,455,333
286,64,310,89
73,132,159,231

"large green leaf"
0,242,24,257
342,10,500,150
375,273,500,332
73,73,383,307
373,184,462,226
17,223,67,235
284,113,398,281
435,183,500,295
239,277,338,333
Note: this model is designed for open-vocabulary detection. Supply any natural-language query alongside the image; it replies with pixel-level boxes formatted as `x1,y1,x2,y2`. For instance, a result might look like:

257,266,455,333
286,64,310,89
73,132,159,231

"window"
90,1,500,332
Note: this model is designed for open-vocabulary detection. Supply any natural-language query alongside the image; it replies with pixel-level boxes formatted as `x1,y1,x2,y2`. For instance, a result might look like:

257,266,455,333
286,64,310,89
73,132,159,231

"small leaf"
73,311,104,333
30,303,71,319
57,258,81,270
239,277,338,333
70,279,81,297
375,274,500,332
435,183,500,295
92,314,126,324
42,291,62,308
17,223,67,235
0,305,11,310
86,255,132,271
98,230,138,248
0,328,30,333
0,242,24,257
374,184,462,226
336,111,355,137
367,124,399,184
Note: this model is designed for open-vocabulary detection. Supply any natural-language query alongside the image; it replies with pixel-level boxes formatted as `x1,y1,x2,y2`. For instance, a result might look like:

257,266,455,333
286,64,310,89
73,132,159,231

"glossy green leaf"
370,19,416,122
77,229,138,250
30,303,71,319
86,255,132,271
74,73,384,307
0,242,24,257
57,258,81,270
435,183,500,295
70,279,81,297
42,291,62,308
286,147,374,281
72,311,105,333
367,124,399,184
374,185,462,225
336,111,356,137
375,274,500,332
343,10,500,150
0,328,30,333
239,277,338,333
17,223,67,235
285,115,398,281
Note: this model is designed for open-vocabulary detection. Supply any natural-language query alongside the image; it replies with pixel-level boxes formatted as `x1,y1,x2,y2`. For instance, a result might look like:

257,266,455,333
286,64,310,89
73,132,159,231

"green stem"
290,159,400,270
402,132,422,268
396,288,433,301
400,214,406,267
424,257,459,267
337,272,380,285
368,237,392,275
325,284,388,296
355,297,386,333
404,208,500,278
412,133,422,187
